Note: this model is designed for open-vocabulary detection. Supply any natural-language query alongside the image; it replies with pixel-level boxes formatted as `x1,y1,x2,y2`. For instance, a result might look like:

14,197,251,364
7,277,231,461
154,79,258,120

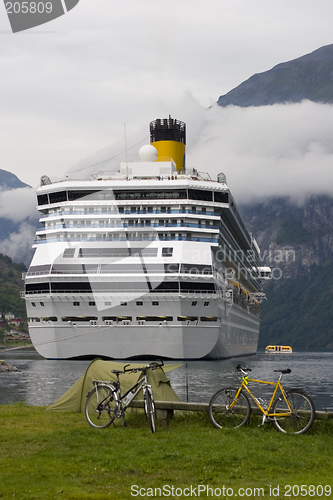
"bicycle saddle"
274,369,291,374
111,369,124,375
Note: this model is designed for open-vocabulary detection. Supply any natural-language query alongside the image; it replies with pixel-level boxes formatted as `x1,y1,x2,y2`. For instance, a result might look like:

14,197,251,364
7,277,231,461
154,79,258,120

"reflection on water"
0,348,90,407
1,347,333,410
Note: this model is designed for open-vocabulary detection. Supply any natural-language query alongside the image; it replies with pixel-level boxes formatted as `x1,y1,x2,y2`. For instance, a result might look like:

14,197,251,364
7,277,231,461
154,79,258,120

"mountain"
218,44,333,107
0,169,29,190
258,262,333,349
216,43,333,348
239,196,333,348
0,168,31,242
240,195,333,279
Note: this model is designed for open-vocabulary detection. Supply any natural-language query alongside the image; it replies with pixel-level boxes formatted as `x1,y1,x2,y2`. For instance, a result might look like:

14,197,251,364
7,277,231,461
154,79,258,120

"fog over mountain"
188,100,333,204
0,170,37,265
201,44,333,203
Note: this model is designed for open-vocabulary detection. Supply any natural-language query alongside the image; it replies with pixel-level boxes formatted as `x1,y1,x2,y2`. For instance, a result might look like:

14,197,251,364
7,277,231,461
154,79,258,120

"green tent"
47,359,182,412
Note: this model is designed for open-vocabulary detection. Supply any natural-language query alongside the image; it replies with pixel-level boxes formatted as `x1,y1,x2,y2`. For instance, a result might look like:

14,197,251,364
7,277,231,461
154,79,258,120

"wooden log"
128,400,333,420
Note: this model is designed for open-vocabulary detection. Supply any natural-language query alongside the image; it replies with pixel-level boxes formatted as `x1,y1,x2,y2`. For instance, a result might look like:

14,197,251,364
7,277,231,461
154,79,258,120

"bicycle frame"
92,370,152,415
233,372,293,423
117,371,151,411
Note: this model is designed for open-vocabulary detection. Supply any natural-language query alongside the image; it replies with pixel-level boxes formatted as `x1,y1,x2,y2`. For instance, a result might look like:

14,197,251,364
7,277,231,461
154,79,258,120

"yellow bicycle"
209,365,315,434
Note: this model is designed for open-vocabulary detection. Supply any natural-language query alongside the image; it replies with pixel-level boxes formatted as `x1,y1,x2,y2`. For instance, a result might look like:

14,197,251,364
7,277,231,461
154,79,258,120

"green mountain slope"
259,259,333,348
0,254,27,319
239,196,333,349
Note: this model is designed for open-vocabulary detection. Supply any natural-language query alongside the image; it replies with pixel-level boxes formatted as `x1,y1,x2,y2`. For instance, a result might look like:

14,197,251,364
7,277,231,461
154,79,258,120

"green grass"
0,405,333,499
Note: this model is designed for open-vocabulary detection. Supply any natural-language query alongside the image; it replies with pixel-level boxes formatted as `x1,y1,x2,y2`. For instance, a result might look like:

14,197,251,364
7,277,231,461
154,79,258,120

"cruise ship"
23,118,269,360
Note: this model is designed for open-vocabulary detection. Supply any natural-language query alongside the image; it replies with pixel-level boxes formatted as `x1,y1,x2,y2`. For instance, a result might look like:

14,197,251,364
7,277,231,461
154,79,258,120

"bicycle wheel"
85,385,119,429
209,387,251,429
144,388,156,433
272,389,315,434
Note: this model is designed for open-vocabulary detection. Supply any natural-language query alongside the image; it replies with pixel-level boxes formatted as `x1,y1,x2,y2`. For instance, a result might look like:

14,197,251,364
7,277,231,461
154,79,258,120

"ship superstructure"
23,118,268,360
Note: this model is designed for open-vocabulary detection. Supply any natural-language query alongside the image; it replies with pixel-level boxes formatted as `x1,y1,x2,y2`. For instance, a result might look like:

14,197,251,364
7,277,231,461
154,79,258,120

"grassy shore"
0,405,332,500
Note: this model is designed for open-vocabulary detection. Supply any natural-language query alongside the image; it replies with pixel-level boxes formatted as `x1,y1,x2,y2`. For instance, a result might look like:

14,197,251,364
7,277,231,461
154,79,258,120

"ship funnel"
149,116,186,173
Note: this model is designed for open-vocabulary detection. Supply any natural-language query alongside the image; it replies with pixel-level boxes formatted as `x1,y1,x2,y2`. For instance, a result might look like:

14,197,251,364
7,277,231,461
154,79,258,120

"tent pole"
185,363,188,403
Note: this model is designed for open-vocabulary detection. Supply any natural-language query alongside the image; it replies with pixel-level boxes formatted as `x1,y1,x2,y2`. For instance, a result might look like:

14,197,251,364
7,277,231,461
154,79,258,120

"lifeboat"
265,345,292,353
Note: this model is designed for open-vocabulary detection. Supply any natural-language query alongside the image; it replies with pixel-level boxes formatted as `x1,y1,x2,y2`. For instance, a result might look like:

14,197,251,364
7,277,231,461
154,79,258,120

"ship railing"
22,290,50,296
184,169,212,181
28,270,213,276
24,271,52,277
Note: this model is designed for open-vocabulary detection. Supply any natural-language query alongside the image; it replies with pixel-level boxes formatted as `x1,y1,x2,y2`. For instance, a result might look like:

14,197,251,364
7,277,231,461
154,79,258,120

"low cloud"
0,187,37,264
66,91,208,180
0,187,36,222
0,221,35,264
187,100,333,204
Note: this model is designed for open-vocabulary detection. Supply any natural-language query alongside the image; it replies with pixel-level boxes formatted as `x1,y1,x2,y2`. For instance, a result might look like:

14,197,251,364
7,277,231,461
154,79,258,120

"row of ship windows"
25,281,216,294
31,300,211,307
62,247,168,258
119,206,217,214
28,315,218,323
42,219,218,229
37,189,228,206
42,207,222,218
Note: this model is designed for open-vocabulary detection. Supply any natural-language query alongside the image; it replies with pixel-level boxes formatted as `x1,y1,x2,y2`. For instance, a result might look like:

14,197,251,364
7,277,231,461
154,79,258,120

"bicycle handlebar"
236,364,252,373
236,365,292,376
123,360,164,373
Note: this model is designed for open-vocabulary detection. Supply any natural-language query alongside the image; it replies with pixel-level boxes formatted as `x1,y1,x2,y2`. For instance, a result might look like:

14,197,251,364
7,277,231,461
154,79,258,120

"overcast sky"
1,0,333,203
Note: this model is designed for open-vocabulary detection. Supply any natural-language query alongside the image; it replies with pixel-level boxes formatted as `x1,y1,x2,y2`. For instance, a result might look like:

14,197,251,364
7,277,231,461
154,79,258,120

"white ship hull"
27,299,259,360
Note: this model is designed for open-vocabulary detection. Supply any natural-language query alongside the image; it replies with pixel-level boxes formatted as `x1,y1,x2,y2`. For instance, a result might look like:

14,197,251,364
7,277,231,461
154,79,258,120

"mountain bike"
209,365,315,434
85,361,164,432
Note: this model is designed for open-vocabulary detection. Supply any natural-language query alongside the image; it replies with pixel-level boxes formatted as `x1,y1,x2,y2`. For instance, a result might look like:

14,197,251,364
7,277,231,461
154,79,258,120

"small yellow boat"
265,345,292,353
